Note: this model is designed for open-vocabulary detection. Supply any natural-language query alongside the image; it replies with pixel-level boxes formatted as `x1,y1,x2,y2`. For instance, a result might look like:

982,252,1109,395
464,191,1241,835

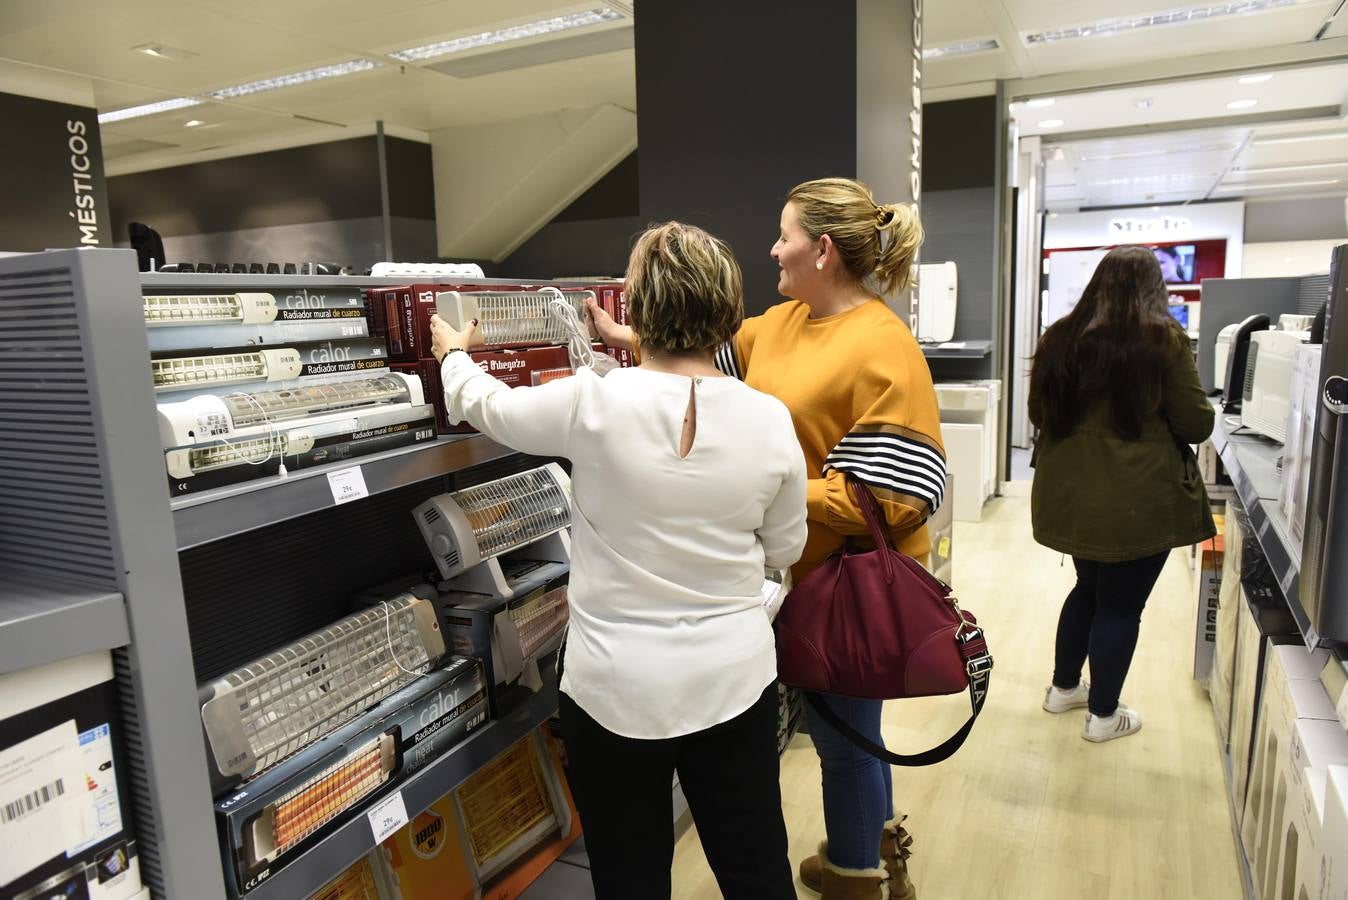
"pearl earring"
815,261,824,270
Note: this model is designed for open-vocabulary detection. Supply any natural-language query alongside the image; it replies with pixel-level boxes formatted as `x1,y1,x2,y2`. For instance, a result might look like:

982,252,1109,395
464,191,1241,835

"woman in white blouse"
430,221,807,900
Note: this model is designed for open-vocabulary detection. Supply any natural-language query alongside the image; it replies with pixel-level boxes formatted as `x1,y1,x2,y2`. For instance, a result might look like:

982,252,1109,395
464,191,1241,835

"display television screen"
1153,244,1196,284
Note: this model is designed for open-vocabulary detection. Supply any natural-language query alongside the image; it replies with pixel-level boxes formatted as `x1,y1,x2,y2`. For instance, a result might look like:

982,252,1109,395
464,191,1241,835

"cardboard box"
1282,344,1323,553
1321,765,1348,900
1230,588,1301,811
1193,532,1225,682
215,660,489,897
1211,504,1252,745
1267,719,1348,900
594,283,636,368
0,652,142,900
380,795,477,900
1241,643,1338,891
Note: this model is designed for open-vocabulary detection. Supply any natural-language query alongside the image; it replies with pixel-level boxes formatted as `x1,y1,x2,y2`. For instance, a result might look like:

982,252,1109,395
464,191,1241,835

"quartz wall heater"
142,292,278,326
413,463,572,598
435,289,596,349
151,347,303,392
215,660,488,896
198,593,445,793
157,373,424,446
163,403,434,483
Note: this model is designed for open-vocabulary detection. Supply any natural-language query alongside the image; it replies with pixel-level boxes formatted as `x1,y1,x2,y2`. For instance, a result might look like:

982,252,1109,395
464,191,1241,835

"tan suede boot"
799,842,826,893
819,848,891,900
881,816,917,900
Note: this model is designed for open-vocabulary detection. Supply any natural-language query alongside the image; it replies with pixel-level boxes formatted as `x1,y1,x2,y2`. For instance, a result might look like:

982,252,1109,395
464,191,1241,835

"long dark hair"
1031,245,1189,440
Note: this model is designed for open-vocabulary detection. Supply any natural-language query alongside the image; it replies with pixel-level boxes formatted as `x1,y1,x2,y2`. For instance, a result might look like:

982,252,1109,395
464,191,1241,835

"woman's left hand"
430,314,479,362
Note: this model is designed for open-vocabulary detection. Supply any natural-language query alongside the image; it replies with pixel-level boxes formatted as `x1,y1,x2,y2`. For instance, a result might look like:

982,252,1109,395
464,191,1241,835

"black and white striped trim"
713,341,742,379
823,431,947,510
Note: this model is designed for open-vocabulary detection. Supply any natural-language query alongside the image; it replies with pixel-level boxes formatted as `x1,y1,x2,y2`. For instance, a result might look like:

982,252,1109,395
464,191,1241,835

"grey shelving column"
0,249,226,897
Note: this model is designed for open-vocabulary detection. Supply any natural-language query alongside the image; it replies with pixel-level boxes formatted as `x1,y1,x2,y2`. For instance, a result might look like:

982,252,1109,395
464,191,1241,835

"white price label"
326,466,369,506
366,791,409,845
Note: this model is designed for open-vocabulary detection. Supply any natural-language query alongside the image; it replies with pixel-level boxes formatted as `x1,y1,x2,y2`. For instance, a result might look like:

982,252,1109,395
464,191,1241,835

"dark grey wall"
1196,276,1302,392
1245,196,1348,243
0,91,110,251
923,187,997,347
107,135,436,269
635,1,859,315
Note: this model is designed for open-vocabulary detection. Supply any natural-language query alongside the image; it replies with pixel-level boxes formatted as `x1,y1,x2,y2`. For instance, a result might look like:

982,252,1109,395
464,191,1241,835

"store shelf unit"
0,576,129,676
0,249,561,900
920,339,993,359
1211,408,1315,644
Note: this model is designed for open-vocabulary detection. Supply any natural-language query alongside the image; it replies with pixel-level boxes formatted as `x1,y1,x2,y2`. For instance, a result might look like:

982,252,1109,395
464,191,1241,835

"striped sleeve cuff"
713,341,742,379
823,428,947,513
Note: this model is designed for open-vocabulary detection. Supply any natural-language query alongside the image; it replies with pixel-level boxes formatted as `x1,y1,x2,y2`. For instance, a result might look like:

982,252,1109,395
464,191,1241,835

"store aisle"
670,488,1242,900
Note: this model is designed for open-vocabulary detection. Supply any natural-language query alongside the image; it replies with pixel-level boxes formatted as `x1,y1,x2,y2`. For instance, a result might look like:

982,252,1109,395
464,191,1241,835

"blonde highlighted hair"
786,177,924,295
625,221,744,355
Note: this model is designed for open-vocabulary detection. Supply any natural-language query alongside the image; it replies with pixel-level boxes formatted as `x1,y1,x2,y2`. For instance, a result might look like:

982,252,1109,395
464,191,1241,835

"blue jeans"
805,692,894,870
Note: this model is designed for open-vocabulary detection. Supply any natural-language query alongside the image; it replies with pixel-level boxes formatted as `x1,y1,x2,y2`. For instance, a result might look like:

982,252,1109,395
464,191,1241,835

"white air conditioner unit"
197,593,445,792
1241,329,1309,443
414,463,573,597
917,261,958,343
156,373,423,447
435,289,595,349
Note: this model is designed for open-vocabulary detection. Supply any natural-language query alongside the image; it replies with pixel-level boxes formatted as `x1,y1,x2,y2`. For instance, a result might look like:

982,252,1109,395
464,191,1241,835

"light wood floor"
670,488,1243,900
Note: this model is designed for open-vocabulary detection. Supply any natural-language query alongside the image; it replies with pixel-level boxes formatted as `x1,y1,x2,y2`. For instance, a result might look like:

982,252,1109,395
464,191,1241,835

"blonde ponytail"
872,202,923,295
786,178,925,296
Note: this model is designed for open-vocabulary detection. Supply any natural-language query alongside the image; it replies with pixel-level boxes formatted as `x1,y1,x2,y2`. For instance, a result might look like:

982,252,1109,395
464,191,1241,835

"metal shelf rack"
0,249,556,900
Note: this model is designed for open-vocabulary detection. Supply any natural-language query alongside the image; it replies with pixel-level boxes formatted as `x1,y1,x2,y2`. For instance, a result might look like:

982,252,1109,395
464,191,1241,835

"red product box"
367,284,458,363
394,343,601,435
593,283,635,368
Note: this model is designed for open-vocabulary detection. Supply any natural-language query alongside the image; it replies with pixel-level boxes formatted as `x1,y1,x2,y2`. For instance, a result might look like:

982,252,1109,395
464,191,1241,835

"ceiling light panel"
1234,161,1348,174
1252,130,1348,145
1024,0,1316,44
98,97,202,124
207,60,380,100
1213,178,1343,191
391,8,624,63
923,38,1000,60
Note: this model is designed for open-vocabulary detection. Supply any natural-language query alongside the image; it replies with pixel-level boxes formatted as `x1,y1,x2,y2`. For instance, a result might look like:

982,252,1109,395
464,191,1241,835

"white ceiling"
1027,61,1348,209
0,0,1344,175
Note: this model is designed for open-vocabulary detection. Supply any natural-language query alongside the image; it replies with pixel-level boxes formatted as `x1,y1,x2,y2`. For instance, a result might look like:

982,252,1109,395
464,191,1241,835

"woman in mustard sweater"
590,178,944,900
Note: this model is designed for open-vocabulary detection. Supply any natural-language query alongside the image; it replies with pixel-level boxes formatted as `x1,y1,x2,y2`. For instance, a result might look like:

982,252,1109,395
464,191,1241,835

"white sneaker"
1043,680,1090,713
1083,705,1142,743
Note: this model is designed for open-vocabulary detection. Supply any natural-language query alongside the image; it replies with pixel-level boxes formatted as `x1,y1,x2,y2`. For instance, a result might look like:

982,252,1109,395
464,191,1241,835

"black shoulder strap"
804,627,992,768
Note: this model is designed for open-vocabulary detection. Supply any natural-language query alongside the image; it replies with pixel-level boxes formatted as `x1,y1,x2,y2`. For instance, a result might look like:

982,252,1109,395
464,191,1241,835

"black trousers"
1052,551,1170,717
558,683,795,900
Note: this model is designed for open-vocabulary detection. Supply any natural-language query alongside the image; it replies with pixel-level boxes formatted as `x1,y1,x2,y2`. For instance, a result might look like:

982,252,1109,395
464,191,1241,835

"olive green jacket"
1029,344,1216,562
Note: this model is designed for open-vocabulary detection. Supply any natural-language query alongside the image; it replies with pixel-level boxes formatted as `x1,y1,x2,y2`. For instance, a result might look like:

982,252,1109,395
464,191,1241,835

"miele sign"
1108,215,1190,237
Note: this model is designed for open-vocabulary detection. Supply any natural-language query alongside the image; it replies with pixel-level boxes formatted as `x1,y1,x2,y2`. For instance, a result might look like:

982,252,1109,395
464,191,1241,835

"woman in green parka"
1030,245,1215,743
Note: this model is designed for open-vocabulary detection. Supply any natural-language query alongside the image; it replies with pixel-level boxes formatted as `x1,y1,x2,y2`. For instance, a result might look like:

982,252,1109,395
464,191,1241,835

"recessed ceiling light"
1213,178,1342,191
207,60,381,99
1038,119,1064,128
391,7,624,62
183,119,204,127
1239,73,1274,84
1227,99,1258,110
1135,98,1154,109
1049,213,1060,218
1252,130,1348,145
130,42,197,61
1080,142,1239,162
1026,97,1056,108
1024,0,1316,44
1235,161,1348,174
925,38,1000,60
97,97,202,124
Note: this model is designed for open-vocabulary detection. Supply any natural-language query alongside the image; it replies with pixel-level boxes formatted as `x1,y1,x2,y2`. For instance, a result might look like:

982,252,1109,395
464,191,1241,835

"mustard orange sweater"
716,299,947,577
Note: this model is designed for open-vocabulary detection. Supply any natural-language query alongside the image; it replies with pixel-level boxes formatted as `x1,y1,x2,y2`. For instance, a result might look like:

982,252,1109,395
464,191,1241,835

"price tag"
938,536,952,559
326,466,369,506
366,790,409,844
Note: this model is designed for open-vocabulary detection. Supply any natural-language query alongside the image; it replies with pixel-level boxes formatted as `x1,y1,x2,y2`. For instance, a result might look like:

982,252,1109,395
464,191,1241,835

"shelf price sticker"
367,790,409,845
327,466,369,506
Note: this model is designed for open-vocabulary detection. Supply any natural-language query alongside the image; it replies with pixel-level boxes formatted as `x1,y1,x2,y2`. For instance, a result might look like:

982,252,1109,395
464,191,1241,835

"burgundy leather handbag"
774,477,993,766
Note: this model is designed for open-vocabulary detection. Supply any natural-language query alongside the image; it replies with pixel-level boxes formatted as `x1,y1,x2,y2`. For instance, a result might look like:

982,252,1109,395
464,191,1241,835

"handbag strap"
803,624,993,767
847,476,895,582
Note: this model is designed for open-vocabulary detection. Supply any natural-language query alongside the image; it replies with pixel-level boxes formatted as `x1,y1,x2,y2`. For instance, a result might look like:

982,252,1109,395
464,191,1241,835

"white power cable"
544,287,619,376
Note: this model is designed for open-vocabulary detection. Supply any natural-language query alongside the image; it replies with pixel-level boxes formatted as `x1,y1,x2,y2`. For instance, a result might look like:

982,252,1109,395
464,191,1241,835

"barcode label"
2,779,65,824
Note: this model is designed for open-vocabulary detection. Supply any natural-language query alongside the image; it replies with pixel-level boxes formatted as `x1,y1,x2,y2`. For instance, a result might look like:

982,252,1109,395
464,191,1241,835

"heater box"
215,659,488,898
143,288,370,352
151,337,389,397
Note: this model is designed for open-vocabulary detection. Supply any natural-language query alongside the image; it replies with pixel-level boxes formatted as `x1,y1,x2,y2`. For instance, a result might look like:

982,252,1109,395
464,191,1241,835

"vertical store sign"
855,0,921,322
0,92,111,253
